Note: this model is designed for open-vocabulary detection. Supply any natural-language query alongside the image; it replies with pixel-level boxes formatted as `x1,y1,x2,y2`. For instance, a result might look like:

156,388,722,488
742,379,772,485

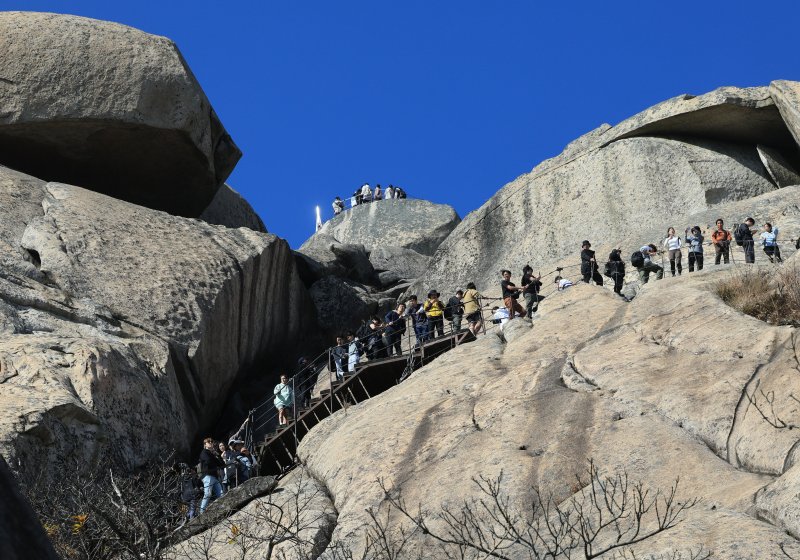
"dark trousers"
582,270,603,286
688,252,704,272
523,292,544,315
611,273,624,294
428,316,444,338
414,323,429,345
385,331,403,356
764,245,782,263
743,240,755,263
714,243,729,264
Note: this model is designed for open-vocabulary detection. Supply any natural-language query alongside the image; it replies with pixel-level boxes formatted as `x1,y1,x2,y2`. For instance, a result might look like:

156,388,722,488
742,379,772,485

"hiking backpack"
603,261,613,278
733,225,744,246
630,251,645,268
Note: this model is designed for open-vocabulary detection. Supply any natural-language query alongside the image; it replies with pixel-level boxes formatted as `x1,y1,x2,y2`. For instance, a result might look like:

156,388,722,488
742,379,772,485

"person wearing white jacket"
663,227,683,277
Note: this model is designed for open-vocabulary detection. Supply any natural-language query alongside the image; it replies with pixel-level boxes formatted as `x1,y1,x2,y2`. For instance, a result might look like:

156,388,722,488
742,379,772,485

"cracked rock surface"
298,268,800,558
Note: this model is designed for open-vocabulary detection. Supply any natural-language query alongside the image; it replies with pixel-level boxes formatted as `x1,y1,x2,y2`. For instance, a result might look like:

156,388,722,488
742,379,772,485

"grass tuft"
716,266,800,327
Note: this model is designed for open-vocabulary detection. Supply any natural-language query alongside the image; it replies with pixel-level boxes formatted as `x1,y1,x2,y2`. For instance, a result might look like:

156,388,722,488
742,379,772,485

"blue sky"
3,1,799,247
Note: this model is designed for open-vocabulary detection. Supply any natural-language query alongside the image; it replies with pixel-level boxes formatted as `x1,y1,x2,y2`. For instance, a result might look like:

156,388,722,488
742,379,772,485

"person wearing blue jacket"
685,226,704,272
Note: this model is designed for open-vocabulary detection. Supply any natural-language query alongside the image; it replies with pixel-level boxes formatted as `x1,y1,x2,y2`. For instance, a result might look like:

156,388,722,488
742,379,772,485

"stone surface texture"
369,246,431,282
314,198,461,256
0,11,240,216
199,184,267,232
299,266,800,558
770,80,800,150
0,165,313,470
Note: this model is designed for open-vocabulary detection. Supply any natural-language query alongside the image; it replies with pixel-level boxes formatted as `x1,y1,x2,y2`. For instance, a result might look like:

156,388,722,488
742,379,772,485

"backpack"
630,251,645,268
444,297,460,321
733,224,744,246
603,261,613,278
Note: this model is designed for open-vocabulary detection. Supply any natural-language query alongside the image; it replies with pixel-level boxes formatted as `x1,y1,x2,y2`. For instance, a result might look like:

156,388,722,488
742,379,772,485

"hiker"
345,331,363,373
445,290,464,332
385,185,395,199
295,356,314,409
198,438,225,514
711,219,731,264
364,317,387,359
580,241,603,285
236,446,255,482
374,184,382,200
521,265,544,315
353,187,363,206
633,244,663,283
273,373,294,426
404,295,428,346
332,335,348,379
760,222,782,263
424,290,446,338
663,227,683,276
685,226,704,272
500,269,526,319
361,183,373,203
179,463,203,520
218,441,237,492
462,282,483,335
735,218,756,263
554,275,574,291
384,303,406,356
396,187,407,199
491,306,511,329
605,249,626,296
332,196,344,216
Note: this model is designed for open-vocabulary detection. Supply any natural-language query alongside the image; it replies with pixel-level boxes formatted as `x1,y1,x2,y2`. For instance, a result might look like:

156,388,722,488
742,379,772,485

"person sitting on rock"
500,270,526,319
198,437,225,514
521,265,543,315
424,290,446,338
760,222,782,263
361,183,373,203
331,335,348,379
685,226,704,272
374,184,382,201
605,250,626,297
580,241,604,285
636,244,663,283
462,282,483,335
273,373,294,426
445,290,465,332
332,196,344,215
554,275,574,291
385,185,395,199
346,331,363,373
491,306,511,330
711,218,731,265
384,303,406,356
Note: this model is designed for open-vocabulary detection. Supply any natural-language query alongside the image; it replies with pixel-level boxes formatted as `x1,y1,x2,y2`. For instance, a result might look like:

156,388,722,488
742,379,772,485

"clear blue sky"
3,1,799,247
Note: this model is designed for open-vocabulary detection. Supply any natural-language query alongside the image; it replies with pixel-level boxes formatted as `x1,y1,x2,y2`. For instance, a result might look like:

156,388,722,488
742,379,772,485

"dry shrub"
716,265,800,326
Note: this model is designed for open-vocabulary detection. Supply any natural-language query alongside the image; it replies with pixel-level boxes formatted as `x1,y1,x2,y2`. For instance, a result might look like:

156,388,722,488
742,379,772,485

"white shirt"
760,229,778,246
361,184,372,197
664,236,682,251
558,278,574,290
385,187,394,198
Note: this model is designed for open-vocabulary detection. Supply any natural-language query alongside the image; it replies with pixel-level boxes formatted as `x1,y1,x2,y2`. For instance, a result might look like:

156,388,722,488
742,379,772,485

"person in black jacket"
179,464,203,520
384,303,406,356
606,249,626,297
198,437,225,514
521,265,544,316
580,241,603,286
737,218,756,263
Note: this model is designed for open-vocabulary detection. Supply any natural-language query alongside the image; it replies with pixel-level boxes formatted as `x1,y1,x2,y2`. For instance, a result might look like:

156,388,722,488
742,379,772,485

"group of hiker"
189,419,258,517
332,183,408,215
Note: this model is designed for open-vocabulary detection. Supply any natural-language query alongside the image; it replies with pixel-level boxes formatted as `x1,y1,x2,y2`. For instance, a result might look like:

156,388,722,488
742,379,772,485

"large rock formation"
200,184,267,232
0,12,240,216
410,82,800,298
0,165,314,471
313,198,460,256
298,263,800,558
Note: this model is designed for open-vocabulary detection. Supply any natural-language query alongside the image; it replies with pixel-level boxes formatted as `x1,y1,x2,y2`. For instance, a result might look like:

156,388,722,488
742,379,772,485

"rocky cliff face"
0,165,313,470
410,83,800,298
0,12,240,217
298,263,800,558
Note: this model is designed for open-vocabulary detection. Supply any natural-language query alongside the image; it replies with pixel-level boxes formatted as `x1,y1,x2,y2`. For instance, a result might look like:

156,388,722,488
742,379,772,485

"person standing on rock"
760,222,782,263
463,282,483,335
635,244,663,283
353,187,363,206
361,183,373,203
735,218,757,263
663,228,683,276
685,226,704,272
385,185,395,199
521,265,543,315
445,290,464,332
332,335,348,379
424,291,446,338
500,270,526,319
580,241,604,285
374,184,382,201
605,250,626,296
273,373,294,426
198,437,225,514
332,196,344,215
711,218,731,265
346,331,363,373
218,441,237,492
384,303,406,356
